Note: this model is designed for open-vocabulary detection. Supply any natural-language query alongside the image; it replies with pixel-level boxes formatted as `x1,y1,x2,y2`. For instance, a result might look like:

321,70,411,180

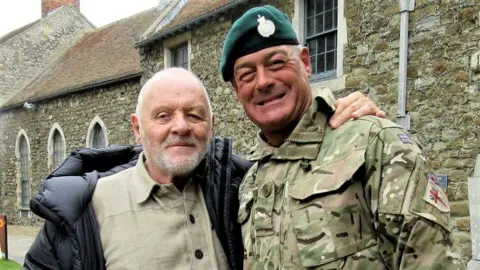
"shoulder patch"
398,134,413,144
423,179,450,213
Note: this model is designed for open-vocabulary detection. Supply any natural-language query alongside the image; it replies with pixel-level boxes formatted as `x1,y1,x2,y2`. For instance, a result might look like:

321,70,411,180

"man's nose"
255,67,274,92
171,115,191,136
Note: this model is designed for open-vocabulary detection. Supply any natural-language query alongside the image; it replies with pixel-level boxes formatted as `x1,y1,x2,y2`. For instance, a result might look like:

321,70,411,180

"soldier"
220,5,466,270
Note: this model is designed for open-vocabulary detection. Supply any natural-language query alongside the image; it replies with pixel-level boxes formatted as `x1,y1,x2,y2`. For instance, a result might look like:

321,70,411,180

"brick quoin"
42,0,79,17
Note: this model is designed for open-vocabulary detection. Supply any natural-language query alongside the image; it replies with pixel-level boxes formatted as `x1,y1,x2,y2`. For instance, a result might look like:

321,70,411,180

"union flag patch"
423,178,450,213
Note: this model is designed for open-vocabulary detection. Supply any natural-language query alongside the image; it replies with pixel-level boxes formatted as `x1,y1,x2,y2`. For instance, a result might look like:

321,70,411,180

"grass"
0,259,22,270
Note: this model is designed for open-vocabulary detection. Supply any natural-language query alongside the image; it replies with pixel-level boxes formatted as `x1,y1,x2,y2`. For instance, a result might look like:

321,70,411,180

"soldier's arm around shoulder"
363,122,466,270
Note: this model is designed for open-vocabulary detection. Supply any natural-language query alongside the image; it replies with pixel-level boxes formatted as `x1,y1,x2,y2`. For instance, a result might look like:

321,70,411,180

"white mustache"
162,136,199,148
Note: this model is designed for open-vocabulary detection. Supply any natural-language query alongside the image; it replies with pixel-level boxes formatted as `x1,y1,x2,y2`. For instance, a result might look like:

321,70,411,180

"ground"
0,259,22,270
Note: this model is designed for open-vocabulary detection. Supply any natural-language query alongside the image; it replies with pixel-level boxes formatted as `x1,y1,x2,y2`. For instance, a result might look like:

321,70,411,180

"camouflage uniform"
238,88,465,270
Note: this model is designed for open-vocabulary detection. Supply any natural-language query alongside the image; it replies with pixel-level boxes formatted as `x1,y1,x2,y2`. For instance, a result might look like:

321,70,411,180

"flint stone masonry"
0,79,139,226
0,6,94,106
472,51,480,72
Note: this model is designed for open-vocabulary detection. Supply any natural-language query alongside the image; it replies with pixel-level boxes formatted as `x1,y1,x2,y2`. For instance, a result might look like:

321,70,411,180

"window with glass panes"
19,136,29,208
53,130,65,168
91,123,106,148
305,0,338,79
172,43,188,69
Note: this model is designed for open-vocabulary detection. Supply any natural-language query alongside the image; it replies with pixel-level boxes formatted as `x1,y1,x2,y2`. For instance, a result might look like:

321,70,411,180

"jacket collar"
248,87,336,161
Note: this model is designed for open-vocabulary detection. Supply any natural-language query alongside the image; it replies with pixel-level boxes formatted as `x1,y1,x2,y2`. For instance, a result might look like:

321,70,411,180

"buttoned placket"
183,180,214,269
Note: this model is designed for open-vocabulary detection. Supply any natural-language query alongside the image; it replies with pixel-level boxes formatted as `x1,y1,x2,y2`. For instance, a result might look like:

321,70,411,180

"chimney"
42,0,80,18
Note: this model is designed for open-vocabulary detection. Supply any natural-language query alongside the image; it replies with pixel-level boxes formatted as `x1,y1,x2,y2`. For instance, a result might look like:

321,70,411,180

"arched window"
86,116,108,148
91,123,106,148
48,123,66,172
52,129,65,168
19,135,30,208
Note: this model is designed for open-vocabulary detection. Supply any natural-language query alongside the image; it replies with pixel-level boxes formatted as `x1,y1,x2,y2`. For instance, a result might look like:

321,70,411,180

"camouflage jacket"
238,89,465,270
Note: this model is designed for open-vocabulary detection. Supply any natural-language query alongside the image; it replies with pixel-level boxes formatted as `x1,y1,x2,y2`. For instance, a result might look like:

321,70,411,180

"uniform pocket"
252,181,275,236
289,150,376,267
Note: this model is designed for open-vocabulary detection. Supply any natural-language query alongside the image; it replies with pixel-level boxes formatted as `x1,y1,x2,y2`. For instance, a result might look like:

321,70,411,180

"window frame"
52,130,65,167
15,129,31,212
293,0,346,87
171,43,189,69
305,0,339,81
48,123,66,172
19,135,29,208
163,32,191,70
91,123,106,149
86,116,109,148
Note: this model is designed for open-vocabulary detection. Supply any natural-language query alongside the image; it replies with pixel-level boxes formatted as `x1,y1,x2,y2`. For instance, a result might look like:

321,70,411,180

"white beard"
143,135,208,176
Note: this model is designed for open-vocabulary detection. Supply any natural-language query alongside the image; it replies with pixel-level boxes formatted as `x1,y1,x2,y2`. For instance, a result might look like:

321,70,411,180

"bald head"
136,68,213,120
131,67,215,179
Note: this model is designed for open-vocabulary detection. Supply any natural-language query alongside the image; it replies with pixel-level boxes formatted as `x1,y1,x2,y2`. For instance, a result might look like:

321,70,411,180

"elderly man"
24,67,385,270
220,5,466,270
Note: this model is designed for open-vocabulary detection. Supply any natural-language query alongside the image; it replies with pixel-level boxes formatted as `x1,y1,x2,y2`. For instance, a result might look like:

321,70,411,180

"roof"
2,7,163,109
137,0,246,47
0,19,41,45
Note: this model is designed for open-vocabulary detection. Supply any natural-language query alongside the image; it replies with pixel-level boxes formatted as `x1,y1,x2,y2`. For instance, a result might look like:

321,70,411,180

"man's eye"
156,113,169,119
269,60,285,69
239,71,255,81
188,114,203,121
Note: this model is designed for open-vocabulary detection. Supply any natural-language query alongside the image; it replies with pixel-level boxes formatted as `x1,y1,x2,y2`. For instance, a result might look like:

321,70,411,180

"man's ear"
131,114,142,144
299,47,312,78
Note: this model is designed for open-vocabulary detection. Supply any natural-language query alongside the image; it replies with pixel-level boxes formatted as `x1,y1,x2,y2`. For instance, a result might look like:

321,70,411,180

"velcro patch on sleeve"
398,134,413,144
423,179,450,213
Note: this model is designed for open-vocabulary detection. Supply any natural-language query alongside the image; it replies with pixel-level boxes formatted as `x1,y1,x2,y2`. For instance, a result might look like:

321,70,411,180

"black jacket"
24,137,252,270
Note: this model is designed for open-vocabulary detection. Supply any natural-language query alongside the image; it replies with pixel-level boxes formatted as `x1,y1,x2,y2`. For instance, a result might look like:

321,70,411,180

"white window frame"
15,129,32,217
163,31,192,70
86,116,109,148
47,123,66,172
293,0,347,91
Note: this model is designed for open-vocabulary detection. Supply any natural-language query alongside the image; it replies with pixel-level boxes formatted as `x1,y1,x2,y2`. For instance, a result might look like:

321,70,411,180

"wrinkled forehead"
143,78,209,111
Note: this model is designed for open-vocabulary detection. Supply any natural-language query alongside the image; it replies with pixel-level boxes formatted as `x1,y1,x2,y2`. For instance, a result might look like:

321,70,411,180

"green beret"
220,5,299,82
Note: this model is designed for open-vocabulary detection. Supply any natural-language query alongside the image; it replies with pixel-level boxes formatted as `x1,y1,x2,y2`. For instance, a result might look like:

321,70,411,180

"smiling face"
132,69,213,177
232,45,313,140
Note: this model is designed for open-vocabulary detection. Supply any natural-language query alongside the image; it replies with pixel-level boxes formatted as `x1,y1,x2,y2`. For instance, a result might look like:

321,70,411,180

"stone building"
0,0,478,261
0,1,163,223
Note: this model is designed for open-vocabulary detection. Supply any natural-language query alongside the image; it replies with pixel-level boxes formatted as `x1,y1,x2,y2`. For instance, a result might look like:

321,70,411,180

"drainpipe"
397,0,415,130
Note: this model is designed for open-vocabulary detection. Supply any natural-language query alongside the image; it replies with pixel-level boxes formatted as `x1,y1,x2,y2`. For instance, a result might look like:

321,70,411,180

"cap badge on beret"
257,15,275,38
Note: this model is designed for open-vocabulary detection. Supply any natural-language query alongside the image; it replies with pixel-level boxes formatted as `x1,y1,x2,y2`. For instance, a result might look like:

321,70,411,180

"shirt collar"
133,152,208,204
133,152,161,204
248,87,336,161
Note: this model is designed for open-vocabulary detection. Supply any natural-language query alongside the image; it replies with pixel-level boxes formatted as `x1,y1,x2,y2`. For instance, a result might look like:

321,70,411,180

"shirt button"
189,214,195,224
195,249,203,259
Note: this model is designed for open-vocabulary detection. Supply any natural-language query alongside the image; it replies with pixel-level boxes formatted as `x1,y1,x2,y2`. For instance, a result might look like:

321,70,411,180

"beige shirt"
92,153,228,270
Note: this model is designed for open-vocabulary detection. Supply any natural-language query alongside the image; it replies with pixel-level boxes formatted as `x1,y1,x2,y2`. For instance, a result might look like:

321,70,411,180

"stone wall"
0,79,140,225
343,0,479,261
0,6,94,106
